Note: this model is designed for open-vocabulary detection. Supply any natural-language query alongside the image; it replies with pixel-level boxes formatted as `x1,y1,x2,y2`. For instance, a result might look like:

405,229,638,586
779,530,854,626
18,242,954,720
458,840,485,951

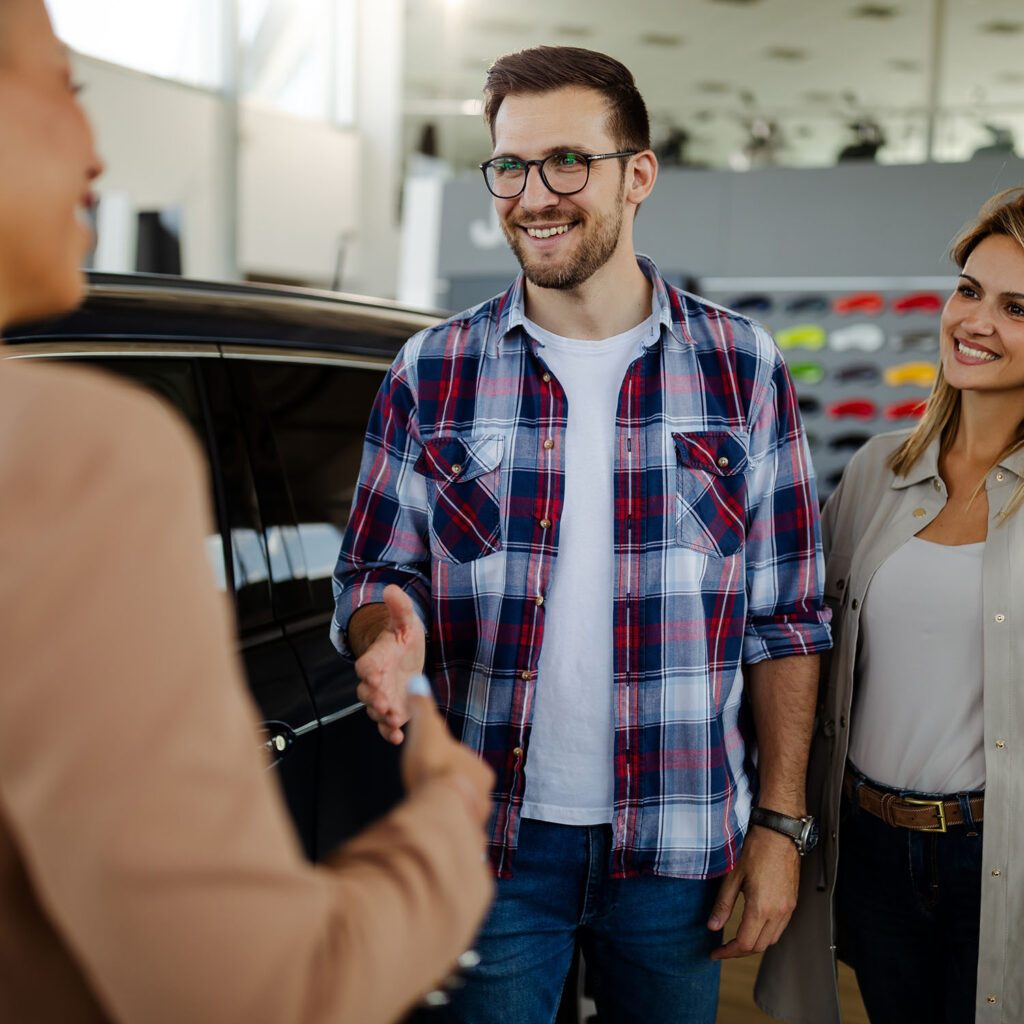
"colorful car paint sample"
788,360,825,384
730,294,773,314
883,361,937,387
884,399,926,420
891,291,943,314
833,291,884,315
894,329,939,352
829,322,886,352
826,398,877,421
828,431,873,452
785,294,829,315
775,323,827,350
833,362,881,384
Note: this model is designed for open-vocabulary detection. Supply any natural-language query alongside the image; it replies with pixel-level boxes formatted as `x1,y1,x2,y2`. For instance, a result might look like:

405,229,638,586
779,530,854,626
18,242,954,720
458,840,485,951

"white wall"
76,56,234,280
239,105,359,287
74,50,385,294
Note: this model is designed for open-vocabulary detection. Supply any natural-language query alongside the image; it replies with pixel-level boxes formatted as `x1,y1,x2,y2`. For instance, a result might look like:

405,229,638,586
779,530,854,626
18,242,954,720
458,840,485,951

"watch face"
802,819,820,852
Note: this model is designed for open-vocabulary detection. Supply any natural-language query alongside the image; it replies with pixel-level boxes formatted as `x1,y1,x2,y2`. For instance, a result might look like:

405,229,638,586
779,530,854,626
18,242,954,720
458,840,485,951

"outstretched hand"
402,690,494,824
353,585,426,744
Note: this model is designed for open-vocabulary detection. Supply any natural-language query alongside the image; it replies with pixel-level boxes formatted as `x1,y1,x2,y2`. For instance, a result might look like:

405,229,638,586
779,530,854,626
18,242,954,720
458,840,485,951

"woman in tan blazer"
756,189,1024,1024
0,2,493,1022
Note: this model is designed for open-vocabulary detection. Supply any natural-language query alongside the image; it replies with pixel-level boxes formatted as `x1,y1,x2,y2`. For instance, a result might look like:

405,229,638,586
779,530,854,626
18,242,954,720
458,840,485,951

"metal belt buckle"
904,797,947,833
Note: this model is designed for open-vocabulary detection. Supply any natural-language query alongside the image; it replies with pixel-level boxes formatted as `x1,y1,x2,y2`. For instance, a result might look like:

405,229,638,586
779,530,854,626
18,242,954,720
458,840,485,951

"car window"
241,359,385,610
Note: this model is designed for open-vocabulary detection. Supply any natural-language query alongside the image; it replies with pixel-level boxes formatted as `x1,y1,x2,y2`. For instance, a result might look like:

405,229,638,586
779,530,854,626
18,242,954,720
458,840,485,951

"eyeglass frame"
478,150,639,199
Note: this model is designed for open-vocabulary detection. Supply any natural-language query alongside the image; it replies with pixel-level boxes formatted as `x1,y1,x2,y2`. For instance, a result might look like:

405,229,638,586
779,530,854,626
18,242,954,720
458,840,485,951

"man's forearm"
745,654,819,816
347,602,392,658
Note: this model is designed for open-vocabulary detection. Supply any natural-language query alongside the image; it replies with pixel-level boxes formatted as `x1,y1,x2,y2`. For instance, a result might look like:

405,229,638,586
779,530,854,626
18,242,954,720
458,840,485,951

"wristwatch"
749,807,819,856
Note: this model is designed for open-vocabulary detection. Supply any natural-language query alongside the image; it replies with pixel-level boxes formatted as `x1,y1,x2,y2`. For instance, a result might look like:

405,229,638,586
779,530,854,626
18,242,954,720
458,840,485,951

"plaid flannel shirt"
333,256,832,879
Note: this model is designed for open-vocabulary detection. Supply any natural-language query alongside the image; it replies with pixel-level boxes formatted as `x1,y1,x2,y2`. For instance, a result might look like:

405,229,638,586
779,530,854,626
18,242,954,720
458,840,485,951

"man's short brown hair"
483,46,651,153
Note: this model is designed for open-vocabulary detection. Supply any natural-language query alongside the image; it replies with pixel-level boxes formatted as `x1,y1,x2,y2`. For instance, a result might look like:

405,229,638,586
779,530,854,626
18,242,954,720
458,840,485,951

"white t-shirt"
519,312,658,824
850,536,986,793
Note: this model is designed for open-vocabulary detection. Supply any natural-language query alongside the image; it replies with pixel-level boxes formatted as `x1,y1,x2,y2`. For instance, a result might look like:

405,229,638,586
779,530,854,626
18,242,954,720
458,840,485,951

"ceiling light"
695,81,732,94
851,4,899,18
765,46,808,61
887,58,921,72
980,20,1024,35
640,32,684,47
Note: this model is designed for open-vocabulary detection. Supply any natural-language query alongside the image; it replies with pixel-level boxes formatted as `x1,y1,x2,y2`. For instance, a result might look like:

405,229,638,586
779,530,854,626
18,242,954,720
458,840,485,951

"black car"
4,272,442,861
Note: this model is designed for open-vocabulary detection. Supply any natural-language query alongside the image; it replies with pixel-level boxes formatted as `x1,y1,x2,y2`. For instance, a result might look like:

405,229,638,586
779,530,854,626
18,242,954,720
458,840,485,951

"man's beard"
502,204,623,290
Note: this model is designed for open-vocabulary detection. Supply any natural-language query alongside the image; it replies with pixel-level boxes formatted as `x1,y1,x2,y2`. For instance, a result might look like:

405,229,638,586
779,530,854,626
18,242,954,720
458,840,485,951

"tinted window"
241,359,385,609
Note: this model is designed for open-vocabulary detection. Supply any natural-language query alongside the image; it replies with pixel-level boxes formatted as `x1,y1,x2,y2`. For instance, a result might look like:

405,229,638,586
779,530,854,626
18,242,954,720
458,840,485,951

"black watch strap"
749,807,819,856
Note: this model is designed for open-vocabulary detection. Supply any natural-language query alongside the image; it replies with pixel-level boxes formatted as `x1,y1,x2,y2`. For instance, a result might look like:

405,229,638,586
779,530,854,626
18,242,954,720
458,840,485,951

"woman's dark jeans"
837,781,984,1024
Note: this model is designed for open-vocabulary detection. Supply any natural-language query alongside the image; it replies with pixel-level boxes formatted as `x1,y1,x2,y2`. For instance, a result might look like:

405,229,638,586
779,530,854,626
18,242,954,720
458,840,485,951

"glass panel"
49,0,226,91
240,0,352,122
244,359,385,605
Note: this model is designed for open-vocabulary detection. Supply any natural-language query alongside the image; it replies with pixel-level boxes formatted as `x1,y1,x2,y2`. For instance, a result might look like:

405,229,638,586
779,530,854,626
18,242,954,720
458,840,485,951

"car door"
5,341,323,859
224,348,404,859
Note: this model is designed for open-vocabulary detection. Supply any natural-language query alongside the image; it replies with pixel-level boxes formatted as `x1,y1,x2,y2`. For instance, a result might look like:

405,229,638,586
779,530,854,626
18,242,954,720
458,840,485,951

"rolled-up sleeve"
742,340,832,663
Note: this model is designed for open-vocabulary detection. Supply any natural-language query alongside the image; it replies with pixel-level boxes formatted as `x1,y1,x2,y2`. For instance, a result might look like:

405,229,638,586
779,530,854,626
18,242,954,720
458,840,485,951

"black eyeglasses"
479,150,638,199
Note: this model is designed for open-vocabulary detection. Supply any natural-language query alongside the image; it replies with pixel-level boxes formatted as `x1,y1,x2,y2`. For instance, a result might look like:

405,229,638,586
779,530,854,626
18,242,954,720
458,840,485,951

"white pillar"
349,0,404,298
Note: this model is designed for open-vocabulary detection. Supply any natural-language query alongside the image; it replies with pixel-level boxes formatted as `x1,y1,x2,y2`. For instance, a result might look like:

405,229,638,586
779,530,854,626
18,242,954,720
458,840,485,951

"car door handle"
261,722,296,766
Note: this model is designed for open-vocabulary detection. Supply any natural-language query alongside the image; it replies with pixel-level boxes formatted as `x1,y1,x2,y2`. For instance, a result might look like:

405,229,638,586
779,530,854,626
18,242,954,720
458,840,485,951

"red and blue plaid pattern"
333,257,831,879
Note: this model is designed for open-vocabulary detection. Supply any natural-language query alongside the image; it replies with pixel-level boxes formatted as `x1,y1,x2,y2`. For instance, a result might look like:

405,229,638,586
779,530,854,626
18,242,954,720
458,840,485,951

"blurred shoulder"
0,358,202,506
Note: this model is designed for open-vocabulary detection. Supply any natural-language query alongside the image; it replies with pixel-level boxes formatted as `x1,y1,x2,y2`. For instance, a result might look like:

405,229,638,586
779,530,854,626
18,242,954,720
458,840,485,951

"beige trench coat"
0,355,491,1024
755,429,1024,1023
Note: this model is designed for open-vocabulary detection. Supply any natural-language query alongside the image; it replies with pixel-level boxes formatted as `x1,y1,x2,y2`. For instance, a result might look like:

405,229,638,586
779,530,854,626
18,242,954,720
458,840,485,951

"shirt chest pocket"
414,434,504,564
673,431,749,557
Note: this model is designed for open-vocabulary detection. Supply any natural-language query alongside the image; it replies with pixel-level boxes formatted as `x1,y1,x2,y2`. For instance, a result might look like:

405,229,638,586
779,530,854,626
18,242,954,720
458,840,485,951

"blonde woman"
757,188,1024,1024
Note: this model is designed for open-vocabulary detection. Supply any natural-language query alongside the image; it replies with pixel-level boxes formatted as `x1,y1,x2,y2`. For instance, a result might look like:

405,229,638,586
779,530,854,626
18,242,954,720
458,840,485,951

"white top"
519,312,657,825
849,536,986,793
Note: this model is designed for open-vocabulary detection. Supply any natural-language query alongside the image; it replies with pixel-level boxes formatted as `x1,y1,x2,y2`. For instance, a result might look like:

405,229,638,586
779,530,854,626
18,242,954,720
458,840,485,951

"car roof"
3,271,444,360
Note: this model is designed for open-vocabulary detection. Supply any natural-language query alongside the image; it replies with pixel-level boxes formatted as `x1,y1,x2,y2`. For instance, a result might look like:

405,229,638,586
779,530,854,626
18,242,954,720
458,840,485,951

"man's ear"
625,150,658,208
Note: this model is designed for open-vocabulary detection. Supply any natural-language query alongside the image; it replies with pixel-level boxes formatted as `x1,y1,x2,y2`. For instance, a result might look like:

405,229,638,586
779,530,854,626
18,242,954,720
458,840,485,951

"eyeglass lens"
485,152,589,198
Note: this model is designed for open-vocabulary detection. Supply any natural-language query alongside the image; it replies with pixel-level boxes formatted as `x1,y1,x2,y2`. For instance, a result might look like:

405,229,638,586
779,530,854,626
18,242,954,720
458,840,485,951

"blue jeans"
837,778,983,1024
423,818,721,1024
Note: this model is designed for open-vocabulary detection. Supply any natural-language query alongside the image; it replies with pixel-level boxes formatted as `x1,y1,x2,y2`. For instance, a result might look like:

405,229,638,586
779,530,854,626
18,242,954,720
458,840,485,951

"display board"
700,275,952,502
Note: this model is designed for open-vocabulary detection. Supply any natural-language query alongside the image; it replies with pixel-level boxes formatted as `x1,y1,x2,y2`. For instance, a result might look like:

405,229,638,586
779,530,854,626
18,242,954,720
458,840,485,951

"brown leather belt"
844,769,984,833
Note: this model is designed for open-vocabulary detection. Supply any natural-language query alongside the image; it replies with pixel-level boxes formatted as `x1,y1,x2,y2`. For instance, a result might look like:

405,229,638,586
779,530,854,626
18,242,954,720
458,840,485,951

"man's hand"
707,825,800,960
402,691,494,825
352,585,426,745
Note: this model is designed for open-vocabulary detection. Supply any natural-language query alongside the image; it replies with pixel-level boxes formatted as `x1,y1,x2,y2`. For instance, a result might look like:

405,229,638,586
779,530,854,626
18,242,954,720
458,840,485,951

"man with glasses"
334,45,830,1023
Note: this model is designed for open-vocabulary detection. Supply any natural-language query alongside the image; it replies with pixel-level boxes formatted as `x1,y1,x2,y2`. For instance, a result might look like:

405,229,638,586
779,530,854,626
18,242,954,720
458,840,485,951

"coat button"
992,869,1002,877
520,670,530,681
933,479,941,491
996,740,1006,749
451,463,463,476
534,595,545,607
543,439,554,450
717,456,729,468
996,472,1006,482
913,508,926,518
823,719,836,738
540,518,552,529
513,747,524,759
988,996,998,1005
995,613,1006,623
542,373,551,383
851,598,859,610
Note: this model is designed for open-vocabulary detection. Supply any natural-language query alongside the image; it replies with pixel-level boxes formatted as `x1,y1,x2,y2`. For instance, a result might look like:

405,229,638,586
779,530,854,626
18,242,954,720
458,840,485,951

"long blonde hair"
888,187,1024,521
